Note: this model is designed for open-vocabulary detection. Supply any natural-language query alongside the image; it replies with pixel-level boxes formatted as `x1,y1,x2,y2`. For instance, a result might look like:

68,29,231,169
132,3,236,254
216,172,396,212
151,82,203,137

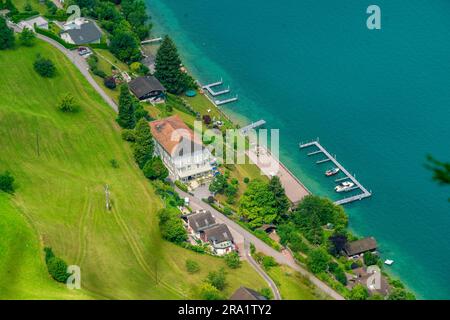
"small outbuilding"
128,75,166,101
344,237,377,257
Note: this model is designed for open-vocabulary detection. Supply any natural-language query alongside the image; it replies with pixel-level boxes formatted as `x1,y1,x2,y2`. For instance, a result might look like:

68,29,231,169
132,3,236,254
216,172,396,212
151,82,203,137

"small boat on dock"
325,168,340,176
335,181,355,193
384,259,395,266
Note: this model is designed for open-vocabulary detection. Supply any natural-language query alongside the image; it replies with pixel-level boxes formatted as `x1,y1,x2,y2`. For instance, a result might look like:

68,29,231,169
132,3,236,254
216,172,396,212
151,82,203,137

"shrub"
93,69,107,78
185,259,200,274
206,268,227,291
260,288,273,300
363,251,379,266
121,129,136,142
47,256,70,283
224,252,241,269
349,284,369,300
143,157,169,181
261,256,278,270
19,27,35,47
110,159,119,168
34,55,56,77
104,76,116,89
174,180,189,193
58,93,78,113
0,171,15,193
158,208,187,244
199,283,224,300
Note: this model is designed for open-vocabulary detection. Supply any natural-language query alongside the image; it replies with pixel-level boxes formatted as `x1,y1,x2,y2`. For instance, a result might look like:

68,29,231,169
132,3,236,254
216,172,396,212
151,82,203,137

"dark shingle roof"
188,211,216,233
129,76,166,99
345,237,377,256
63,21,102,45
230,287,267,300
202,224,233,244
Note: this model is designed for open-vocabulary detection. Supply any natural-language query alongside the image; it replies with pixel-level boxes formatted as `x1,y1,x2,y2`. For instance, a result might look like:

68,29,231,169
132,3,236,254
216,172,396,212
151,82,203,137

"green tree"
261,255,278,270
133,118,154,168
143,157,169,181
224,252,241,269
0,171,14,193
19,27,36,47
158,208,187,243
121,0,151,40
0,17,15,50
238,179,280,228
209,174,228,194
363,251,379,266
199,283,224,300
23,1,33,11
349,284,369,300
306,248,330,274
58,93,78,113
47,256,70,283
116,85,136,129
155,36,195,94
33,55,56,78
388,288,416,300
268,176,290,215
110,30,141,63
206,268,227,291
4,0,18,14
185,259,200,274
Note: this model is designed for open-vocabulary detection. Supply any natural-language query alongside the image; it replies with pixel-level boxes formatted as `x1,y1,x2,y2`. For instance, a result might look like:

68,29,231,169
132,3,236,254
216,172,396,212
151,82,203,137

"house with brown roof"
344,237,378,257
200,223,235,256
230,287,267,300
186,211,216,239
149,115,214,182
129,76,166,101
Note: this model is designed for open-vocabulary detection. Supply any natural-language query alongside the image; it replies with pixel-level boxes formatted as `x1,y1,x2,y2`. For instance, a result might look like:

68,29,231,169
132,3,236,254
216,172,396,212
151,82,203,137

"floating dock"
240,119,266,135
299,139,372,205
202,79,238,105
202,79,231,97
215,96,238,106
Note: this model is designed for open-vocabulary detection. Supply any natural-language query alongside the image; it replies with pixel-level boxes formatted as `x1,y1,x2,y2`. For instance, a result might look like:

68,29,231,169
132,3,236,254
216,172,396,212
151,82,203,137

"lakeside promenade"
247,144,310,204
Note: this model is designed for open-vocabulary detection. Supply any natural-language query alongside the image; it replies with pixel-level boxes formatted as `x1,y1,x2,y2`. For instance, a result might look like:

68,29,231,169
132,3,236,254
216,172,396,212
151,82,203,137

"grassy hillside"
0,40,266,299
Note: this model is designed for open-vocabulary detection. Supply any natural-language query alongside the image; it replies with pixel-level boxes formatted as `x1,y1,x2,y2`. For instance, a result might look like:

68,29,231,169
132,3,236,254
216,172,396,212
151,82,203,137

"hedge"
35,27,78,50
10,12,39,23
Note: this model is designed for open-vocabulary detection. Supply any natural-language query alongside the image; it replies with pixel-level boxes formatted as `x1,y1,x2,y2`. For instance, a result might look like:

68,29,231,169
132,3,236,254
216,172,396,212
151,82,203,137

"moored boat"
335,181,355,193
325,167,340,176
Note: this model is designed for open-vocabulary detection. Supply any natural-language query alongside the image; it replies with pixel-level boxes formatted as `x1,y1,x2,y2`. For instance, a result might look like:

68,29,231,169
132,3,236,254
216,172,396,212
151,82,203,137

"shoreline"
145,2,421,299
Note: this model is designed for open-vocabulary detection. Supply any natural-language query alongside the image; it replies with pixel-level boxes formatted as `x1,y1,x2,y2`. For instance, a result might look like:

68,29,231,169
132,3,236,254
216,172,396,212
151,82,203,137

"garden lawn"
0,41,266,299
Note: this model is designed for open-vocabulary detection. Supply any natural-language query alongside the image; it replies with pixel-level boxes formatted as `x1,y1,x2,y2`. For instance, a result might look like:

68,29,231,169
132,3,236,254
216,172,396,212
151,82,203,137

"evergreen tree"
155,36,195,94
0,17,15,50
19,27,36,47
116,85,136,129
133,118,154,168
268,176,290,215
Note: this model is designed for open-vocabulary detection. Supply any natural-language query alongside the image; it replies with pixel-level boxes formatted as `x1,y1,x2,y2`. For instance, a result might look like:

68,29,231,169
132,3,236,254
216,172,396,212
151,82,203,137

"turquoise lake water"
147,0,450,299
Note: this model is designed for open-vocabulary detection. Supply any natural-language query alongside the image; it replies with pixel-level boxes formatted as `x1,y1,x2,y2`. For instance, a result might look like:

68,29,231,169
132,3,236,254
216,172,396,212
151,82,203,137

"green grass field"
267,265,329,300
0,41,266,299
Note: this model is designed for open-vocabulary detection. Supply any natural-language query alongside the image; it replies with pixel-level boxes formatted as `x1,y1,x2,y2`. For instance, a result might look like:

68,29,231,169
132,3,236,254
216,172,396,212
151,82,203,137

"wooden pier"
299,140,372,206
240,119,266,136
202,80,231,97
141,37,163,44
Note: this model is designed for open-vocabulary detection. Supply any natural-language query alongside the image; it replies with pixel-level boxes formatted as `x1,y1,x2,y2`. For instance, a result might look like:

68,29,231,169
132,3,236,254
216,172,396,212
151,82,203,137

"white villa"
149,115,214,182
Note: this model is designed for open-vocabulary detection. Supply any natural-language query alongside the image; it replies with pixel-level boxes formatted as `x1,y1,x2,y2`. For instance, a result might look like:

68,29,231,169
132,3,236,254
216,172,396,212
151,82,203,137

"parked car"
77,47,92,56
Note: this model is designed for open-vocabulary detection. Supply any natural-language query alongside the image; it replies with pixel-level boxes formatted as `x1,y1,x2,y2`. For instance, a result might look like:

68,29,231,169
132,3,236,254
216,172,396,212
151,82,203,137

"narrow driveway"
177,187,345,300
244,240,282,300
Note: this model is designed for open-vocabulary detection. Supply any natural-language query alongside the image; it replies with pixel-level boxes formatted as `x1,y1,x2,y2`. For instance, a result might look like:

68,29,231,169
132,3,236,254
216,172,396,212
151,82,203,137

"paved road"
178,187,345,300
